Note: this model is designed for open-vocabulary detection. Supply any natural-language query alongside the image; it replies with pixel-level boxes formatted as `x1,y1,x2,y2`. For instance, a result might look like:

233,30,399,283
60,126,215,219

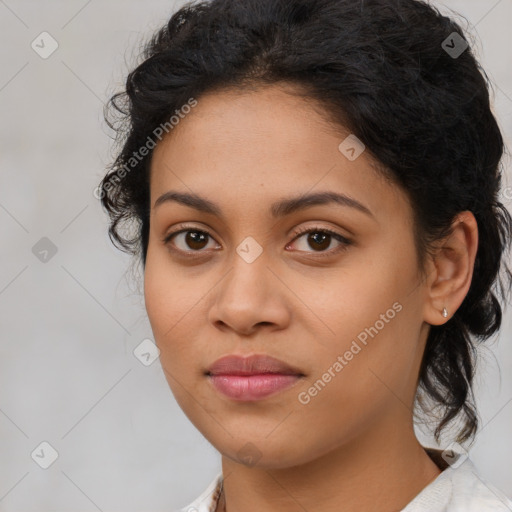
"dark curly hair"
99,0,512,445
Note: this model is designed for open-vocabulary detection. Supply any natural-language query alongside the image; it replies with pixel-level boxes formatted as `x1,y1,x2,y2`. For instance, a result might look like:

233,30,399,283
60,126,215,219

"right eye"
163,226,221,255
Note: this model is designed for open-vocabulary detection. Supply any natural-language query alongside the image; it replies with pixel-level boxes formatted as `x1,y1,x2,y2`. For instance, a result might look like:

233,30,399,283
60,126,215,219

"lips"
206,354,305,401
206,354,304,377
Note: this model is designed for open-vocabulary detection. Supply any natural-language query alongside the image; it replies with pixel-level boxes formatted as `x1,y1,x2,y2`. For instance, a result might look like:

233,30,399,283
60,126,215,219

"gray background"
0,0,511,510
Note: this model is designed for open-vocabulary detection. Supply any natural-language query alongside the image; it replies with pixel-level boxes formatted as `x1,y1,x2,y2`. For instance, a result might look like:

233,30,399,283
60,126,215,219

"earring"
442,307,448,318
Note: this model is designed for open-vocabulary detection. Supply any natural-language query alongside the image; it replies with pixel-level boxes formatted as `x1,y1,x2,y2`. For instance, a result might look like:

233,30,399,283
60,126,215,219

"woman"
99,0,512,510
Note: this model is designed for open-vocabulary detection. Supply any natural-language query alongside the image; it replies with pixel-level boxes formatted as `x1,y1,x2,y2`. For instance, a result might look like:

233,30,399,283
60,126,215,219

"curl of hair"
100,0,512,445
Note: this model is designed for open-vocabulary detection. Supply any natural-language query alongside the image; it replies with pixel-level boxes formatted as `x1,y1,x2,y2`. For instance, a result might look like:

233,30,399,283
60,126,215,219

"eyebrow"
153,190,374,219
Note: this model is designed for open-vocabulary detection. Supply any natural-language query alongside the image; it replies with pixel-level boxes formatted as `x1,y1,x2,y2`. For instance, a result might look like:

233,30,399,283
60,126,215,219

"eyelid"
289,224,350,242
162,222,217,242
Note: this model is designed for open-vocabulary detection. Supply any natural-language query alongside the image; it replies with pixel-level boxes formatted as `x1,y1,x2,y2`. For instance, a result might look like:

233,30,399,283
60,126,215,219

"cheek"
144,258,205,412
286,307,420,461
297,249,421,405
144,247,195,336
143,248,216,386
144,253,192,366
144,258,172,337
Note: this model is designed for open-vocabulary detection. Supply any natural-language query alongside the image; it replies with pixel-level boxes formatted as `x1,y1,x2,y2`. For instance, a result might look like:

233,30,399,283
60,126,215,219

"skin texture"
144,83,479,512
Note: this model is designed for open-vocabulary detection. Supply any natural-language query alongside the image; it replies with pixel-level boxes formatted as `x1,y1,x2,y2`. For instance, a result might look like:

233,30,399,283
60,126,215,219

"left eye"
287,228,351,253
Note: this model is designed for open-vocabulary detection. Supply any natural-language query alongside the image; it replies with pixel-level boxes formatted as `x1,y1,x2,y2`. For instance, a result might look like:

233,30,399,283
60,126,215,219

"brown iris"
307,232,330,251
185,231,209,250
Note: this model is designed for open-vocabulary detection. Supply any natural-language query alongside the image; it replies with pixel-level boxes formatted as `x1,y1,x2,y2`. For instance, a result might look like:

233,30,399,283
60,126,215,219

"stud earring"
442,307,448,318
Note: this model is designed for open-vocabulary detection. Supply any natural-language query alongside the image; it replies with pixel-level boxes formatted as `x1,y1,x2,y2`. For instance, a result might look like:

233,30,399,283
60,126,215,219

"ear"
422,211,479,326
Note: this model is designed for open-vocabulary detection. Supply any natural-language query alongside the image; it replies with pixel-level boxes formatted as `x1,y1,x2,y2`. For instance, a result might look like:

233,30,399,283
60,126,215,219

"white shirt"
178,449,512,512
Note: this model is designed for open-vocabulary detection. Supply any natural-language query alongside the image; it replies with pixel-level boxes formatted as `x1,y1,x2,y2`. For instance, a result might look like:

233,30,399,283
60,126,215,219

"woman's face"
144,84,431,468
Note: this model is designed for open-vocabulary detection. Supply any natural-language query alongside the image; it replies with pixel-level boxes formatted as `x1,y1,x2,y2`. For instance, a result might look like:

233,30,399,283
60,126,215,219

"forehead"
149,84,407,222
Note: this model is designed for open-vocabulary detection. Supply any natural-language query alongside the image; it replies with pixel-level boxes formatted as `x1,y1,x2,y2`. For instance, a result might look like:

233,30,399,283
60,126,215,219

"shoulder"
403,451,512,512
175,472,223,512
449,458,512,511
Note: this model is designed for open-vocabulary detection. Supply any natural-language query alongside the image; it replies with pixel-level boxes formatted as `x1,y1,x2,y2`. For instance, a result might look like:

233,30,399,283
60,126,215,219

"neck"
218,419,442,512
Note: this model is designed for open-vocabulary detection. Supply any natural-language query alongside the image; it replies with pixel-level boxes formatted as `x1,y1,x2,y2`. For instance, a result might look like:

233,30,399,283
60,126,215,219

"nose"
208,255,291,336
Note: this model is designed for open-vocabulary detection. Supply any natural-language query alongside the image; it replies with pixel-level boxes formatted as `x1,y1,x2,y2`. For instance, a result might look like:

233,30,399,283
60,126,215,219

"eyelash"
162,223,352,259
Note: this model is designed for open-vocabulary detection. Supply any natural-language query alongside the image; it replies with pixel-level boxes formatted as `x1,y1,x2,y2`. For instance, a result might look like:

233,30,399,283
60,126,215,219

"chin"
200,428,314,469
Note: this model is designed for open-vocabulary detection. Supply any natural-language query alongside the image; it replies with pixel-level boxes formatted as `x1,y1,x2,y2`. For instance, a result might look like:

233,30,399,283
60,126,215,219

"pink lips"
206,354,304,401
